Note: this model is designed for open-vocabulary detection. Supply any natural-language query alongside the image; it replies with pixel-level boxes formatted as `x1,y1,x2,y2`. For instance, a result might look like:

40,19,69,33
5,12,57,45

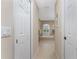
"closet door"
64,0,77,59
14,0,31,59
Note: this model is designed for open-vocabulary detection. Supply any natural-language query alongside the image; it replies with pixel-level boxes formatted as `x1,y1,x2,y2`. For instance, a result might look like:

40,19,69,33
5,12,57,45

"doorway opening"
32,0,64,59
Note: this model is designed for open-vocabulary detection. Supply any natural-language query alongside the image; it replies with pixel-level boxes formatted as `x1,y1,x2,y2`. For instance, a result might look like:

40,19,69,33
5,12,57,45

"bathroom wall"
1,0,14,59
31,0,39,58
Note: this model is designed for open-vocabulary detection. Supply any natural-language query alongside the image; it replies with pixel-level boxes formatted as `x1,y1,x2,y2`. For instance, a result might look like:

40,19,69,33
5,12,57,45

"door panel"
64,0,77,59
14,0,31,59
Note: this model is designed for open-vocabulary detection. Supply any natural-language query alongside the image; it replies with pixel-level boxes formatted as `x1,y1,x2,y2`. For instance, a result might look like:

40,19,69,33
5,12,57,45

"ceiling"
35,0,56,8
35,0,56,20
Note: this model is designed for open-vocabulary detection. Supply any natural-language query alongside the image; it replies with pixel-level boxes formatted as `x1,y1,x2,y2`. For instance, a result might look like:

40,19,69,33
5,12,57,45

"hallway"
35,39,57,59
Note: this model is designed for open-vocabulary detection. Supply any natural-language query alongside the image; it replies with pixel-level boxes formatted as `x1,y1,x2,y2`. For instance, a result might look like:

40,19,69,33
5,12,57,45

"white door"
14,0,31,59
64,0,77,59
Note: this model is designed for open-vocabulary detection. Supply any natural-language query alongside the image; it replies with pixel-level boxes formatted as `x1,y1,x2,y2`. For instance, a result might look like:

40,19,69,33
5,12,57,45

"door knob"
64,37,66,40
16,39,18,44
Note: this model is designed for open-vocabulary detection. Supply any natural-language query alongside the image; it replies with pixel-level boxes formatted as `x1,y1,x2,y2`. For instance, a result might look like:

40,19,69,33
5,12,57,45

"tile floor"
35,39,57,59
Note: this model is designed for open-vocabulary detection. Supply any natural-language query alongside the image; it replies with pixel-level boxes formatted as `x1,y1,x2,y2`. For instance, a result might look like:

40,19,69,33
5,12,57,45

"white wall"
1,0,14,59
31,0,39,58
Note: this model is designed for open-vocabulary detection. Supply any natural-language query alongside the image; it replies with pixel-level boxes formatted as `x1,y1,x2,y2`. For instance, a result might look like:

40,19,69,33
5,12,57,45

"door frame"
59,0,65,59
